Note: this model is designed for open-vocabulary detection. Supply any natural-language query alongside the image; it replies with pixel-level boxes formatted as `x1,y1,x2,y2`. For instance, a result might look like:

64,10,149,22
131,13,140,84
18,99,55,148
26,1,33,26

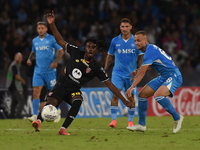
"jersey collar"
83,54,94,63
145,43,150,51
118,33,134,39
38,32,49,39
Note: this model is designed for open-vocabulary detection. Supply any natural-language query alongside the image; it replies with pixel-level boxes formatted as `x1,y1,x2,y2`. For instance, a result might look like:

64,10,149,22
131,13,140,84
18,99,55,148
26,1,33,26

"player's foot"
128,121,134,127
173,115,184,134
27,115,37,122
109,120,117,128
54,108,61,123
127,123,146,132
57,127,70,135
32,120,41,132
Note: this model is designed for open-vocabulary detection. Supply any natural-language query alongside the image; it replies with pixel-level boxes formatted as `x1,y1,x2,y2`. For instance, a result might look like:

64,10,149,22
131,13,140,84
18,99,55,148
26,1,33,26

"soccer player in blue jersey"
104,18,143,128
126,31,184,133
27,22,64,123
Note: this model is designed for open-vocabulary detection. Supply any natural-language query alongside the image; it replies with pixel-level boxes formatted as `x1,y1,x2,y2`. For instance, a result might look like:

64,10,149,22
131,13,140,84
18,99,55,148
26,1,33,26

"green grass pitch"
0,116,199,150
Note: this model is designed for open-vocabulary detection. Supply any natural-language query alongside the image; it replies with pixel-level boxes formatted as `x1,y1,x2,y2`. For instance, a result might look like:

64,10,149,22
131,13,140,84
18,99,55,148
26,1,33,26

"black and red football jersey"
60,43,109,89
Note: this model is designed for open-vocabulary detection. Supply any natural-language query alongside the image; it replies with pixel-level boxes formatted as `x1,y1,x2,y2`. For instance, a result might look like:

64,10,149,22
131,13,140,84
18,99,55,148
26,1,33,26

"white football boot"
173,115,184,134
127,123,146,132
27,115,37,122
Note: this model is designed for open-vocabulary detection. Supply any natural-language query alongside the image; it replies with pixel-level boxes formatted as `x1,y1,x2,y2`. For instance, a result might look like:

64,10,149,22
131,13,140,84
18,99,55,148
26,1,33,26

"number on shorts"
50,79,56,87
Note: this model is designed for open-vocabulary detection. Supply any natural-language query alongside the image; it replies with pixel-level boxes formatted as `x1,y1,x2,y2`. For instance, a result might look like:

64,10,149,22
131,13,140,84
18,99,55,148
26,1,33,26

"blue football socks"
155,96,180,121
110,106,118,121
32,99,40,115
138,97,148,126
128,108,135,122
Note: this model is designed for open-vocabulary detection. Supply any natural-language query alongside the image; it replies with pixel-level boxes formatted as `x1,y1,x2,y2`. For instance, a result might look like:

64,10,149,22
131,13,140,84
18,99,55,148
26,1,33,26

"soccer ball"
41,105,58,122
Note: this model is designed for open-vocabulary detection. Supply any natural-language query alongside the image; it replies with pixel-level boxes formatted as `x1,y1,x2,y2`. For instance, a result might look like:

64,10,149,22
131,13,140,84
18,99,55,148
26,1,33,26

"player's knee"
138,91,148,98
111,98,118,106
153,90,164,97
72,99,82,108
112,94,119,103
33,90,41,99
46,97,58,107
138,92,143,98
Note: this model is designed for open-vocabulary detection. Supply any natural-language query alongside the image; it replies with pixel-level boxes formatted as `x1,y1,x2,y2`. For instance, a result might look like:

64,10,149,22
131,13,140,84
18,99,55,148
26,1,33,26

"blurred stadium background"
0,0,200,118
0,0,200,88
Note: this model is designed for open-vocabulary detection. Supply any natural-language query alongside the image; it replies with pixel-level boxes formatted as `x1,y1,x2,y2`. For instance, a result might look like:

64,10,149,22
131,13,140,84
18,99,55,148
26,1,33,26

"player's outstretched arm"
104,79,134,108
45,10,67,49
126,65,149,98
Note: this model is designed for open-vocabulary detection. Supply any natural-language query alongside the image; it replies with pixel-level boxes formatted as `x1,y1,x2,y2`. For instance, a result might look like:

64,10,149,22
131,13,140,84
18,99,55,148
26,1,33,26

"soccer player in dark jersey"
31,10,134,135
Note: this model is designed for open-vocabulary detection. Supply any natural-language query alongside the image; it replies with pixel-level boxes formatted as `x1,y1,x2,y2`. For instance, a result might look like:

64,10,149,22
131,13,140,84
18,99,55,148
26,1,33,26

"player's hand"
124,101,135,109
27,59,32,66
45,10,55,25
125,87,134,99
50,61,58,69
130,70,137,81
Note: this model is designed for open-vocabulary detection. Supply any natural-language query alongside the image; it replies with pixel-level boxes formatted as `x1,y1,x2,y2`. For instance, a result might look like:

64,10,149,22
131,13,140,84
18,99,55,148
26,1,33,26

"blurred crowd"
0,0,200,87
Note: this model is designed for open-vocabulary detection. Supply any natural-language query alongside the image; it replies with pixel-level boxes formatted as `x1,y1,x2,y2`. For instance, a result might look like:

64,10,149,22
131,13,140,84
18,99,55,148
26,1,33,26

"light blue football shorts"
32,71,56,90
147,74,182,98
111,72,137,95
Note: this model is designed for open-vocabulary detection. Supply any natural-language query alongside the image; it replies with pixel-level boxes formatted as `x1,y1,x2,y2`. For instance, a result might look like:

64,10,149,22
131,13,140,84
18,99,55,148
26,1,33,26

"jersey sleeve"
137,49,144,55
95,66,109,82
52,37,62,51
65,43,80,55
142,50,157,66
107,39,115,55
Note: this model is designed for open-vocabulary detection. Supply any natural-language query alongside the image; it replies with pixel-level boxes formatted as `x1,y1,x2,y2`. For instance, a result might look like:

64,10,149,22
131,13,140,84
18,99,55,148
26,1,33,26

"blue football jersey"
142,44,181,78
108,34,143,78
32,33,62,73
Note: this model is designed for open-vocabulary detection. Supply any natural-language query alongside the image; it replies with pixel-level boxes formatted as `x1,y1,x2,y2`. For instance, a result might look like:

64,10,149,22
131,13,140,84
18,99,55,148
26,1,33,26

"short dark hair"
37,21,47,27
120,18,132,25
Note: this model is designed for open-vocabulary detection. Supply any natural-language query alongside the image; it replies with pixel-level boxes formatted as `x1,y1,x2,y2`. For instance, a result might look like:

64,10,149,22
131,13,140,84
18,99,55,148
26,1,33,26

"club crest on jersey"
75,59,79,62
86,67,91,73
117,49,121,53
